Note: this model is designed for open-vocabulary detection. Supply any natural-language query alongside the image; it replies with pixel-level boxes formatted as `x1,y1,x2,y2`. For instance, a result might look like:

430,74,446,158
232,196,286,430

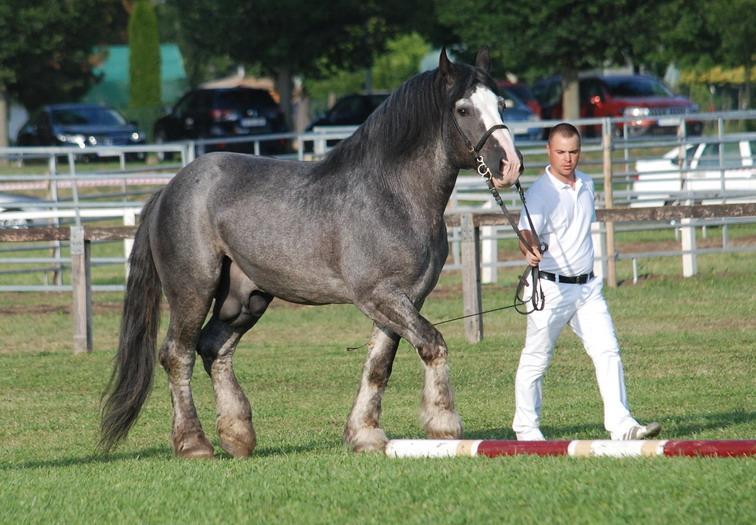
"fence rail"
1,203,754,352
1,111,755,350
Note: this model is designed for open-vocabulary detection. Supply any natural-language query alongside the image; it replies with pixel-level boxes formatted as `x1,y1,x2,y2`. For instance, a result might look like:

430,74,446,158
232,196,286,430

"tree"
128,0,161,135
169,0,438,128
304,32,432,115
0,0,121,146
435,0,665,119
658,0,755,110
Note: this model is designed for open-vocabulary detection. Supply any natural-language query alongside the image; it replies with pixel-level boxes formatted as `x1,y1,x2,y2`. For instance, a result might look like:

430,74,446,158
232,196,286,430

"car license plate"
241,117,266,127
658,117,680,126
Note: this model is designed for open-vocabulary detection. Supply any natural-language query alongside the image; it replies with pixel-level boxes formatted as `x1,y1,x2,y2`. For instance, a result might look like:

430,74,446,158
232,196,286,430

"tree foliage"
168,0,440,124
128,0,161,110
305,33,431,115
435,0,651,80
658,0,754,108
0,0,120,110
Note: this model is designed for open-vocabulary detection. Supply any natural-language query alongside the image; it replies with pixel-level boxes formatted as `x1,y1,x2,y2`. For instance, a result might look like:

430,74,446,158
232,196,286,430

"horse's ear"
475,47,491,73
439,47,453,80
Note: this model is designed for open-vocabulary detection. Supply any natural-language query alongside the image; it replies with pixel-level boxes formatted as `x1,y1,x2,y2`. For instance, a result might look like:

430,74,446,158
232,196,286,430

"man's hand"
518,230,542,267
524,245,542,267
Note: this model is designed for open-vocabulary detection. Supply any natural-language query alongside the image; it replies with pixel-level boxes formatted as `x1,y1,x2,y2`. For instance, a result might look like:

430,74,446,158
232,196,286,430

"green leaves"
0,0,120,109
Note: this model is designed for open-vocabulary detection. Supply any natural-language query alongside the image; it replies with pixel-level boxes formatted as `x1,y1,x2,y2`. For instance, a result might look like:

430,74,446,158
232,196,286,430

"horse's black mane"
315,61,491,175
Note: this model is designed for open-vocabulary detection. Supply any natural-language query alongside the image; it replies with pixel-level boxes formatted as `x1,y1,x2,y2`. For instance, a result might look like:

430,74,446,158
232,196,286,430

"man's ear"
475,47,491,73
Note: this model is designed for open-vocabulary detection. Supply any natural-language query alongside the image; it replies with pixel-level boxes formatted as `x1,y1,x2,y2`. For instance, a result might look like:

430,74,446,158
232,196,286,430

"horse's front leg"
344,326,399,452
358,291,463,443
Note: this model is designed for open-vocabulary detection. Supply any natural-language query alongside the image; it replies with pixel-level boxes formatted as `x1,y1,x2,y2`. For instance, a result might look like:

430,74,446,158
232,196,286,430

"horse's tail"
99,189,164,452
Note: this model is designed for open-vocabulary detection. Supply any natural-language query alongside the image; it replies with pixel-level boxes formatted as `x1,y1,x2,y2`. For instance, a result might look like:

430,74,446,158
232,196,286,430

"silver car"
631,137,756,206
0,192,50,228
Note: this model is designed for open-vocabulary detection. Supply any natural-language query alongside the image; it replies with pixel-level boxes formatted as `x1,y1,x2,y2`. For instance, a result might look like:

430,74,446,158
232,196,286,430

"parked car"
0,192,49,228
153,87,289,156
15,103,146,154
498,80,542,117
532,74,702,137
498,87,542,141
307,93,389,130
306,90,541,147
630,137,755,207
304,93,389,151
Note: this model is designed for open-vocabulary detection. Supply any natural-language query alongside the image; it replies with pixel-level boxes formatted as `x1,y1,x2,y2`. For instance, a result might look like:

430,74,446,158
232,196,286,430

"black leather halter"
451,116,509,156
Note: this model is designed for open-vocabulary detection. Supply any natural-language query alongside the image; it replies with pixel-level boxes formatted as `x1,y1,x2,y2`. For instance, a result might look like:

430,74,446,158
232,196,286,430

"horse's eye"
457,107,467,116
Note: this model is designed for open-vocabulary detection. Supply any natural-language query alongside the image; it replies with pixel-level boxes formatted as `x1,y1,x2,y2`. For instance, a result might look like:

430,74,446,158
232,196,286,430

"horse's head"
440,48,522,188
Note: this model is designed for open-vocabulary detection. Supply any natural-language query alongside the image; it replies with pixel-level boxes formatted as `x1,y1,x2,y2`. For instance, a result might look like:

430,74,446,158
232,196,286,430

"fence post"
680,218,697,277
481,200,497,284
123,210,136,280
47,154,63,285
460,213,483,343
602,118,617,288
70,226,92,354
591,221,607,280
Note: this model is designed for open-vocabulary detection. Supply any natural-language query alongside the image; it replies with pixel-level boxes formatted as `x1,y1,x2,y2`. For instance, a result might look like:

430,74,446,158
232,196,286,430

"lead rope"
475,156,546,314
449,112,547,314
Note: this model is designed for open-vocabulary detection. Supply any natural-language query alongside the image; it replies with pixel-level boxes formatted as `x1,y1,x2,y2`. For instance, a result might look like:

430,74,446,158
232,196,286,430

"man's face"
547,134,581,179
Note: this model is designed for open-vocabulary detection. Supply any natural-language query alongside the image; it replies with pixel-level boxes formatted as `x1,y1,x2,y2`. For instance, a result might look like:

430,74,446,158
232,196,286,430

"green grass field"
0,246,754,524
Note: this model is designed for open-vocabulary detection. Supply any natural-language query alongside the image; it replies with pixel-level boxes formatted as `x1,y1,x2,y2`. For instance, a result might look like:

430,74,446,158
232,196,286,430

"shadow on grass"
462,410,755,441
463,423,597,441
1,441,333,471
661,409,755,437
0,446,169,471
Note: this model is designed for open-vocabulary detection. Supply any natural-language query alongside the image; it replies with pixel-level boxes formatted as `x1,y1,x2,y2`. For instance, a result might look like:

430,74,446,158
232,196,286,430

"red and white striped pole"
385,439,756,458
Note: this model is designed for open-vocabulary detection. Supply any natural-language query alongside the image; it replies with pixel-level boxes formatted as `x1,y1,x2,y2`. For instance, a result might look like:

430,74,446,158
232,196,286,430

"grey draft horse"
100,48,522,458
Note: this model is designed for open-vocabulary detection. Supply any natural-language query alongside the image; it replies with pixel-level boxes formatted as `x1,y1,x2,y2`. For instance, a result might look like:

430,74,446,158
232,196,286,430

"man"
512,122,660,441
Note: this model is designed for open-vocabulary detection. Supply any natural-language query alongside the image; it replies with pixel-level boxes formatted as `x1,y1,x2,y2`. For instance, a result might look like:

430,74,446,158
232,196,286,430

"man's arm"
519,229,542,267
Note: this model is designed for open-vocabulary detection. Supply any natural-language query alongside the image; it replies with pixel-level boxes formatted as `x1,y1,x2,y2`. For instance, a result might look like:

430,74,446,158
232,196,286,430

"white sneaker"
516,430,546,441
620,422,662,440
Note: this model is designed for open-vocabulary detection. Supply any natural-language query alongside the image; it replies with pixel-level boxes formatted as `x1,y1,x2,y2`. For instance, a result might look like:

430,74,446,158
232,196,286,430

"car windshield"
215,90,277,110
603,77,673,97
51,107,127,126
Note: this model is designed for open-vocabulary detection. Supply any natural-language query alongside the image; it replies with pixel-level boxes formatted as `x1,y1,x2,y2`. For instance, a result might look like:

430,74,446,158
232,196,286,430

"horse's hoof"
174,433,215,459
424,411,463,439
218,418,256,458
346,427,388,453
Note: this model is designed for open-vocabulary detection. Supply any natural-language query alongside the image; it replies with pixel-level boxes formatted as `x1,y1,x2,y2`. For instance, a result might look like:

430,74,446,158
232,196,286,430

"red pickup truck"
532,74,703,137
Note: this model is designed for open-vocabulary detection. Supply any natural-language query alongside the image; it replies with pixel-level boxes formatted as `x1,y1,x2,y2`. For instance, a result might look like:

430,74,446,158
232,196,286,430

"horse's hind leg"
358,291,462,442
159,298,216,458
344,326,399,452
197,261,272,458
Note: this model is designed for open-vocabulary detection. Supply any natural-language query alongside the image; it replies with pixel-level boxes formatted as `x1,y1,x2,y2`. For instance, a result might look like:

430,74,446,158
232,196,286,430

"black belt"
538,270,594,284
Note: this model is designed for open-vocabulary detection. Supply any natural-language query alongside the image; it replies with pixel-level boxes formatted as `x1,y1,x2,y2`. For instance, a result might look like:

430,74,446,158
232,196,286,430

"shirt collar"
546,165,584,192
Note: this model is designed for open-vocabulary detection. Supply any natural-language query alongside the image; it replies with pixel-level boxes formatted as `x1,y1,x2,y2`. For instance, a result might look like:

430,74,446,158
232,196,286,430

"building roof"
82,44,189,110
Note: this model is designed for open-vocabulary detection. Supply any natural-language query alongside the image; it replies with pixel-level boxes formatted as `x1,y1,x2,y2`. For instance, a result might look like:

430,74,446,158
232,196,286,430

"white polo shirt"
518,166,596,276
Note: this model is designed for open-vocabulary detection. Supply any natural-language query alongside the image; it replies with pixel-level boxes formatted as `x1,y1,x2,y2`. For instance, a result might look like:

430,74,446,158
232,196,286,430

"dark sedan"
153,87,289,155
16,104,146,151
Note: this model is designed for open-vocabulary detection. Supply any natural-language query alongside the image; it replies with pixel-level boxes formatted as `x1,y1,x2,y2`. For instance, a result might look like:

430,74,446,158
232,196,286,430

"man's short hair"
548,122,581,145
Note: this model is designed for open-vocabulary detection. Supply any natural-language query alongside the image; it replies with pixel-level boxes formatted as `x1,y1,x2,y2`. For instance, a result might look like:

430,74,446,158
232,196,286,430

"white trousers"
512,275,638,440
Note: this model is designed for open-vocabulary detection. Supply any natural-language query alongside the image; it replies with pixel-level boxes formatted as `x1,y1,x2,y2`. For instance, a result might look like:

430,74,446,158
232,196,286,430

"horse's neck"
385,142,459,218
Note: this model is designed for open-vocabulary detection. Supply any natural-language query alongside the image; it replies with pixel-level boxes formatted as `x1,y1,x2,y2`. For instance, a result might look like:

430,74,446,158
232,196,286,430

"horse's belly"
233,257,352,305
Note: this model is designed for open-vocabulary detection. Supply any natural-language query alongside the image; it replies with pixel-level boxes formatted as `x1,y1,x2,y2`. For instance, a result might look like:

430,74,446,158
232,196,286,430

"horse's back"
150,152,353,303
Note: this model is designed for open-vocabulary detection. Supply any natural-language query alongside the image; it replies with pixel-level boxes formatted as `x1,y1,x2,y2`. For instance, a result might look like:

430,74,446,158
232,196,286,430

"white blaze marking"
468,85,516,160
